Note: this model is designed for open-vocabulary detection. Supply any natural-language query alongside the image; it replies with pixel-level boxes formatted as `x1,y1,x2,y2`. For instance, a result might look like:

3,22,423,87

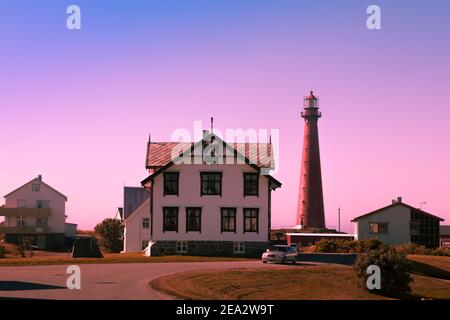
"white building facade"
122,132,281,256
352,197,443,248
0,175,77,250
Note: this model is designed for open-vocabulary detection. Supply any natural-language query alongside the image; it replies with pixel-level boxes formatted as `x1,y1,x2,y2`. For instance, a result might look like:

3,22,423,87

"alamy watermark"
66,5,81,30
168,121,280,175
366,5,381,30
66,265,81,290
366,265,381,290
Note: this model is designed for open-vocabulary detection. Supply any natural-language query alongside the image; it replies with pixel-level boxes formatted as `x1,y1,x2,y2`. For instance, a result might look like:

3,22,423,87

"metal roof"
286,233,354,237
146,140,274,169
123,187,149,220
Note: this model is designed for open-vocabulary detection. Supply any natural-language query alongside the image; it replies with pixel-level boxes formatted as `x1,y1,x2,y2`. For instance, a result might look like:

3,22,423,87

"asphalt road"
0,261,306,300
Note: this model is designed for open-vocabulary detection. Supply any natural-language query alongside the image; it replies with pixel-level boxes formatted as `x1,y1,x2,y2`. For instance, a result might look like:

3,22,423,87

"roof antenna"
210,117,214,134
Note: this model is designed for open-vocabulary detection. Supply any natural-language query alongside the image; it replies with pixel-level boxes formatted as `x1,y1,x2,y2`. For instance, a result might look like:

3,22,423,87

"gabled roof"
141,133,281,189
146,139,274,169
123,187,150,220
4,177,68,201
123,197,150,224
351,202,444,222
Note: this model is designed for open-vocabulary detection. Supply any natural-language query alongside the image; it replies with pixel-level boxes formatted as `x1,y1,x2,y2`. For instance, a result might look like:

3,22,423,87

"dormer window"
32,184,40,192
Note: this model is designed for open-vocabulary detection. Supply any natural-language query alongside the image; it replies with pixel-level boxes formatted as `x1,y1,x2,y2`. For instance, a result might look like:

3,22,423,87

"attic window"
32,184,40,192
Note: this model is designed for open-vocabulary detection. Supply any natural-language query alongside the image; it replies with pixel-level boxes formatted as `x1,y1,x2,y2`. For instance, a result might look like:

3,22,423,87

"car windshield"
270,246,289,252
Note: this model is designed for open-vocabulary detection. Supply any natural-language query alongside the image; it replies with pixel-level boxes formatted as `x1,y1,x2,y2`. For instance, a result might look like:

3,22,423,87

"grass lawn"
152,255,450,300
407,254,450,300
152,264,390,300
0,252,254,266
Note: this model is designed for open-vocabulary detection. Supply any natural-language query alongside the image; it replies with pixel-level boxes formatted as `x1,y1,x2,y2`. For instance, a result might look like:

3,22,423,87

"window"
369,222,389,234
410,222,420,235
17,216,26,227
201,172,222,196
186,207,201,232
234,241,245,253
221,208,236,233
142,218,150,229
244,208,259,233
243,173,259,196
17,200,27,208
176,241,187,253
163,207,179,232
163,172,179,196
37,200,50,209
36,217,48,227
141,240,149,250
32,184,40,192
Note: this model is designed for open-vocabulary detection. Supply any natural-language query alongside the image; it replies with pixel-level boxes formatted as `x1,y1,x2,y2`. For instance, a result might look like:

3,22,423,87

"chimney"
397,196,402,203
392,199,397,204
202,130,210,141
38,175,42,181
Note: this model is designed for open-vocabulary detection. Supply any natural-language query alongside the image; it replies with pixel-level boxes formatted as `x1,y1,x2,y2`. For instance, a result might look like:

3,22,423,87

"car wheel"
282,257,286,264
292,257,297,264
262,261,267,263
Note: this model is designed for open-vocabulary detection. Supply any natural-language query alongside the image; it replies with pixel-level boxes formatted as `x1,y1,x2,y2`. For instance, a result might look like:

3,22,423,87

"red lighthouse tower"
296,91,326,229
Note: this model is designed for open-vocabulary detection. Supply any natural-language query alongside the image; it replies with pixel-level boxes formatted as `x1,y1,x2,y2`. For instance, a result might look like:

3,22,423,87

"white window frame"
233,241,245,254
176,241,187,253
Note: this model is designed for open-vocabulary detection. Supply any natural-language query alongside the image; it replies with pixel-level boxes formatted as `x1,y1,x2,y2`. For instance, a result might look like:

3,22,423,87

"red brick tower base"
296,91,326,228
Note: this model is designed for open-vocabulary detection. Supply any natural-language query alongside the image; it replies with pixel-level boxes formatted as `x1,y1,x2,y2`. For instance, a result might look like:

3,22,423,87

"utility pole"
338,206,341,233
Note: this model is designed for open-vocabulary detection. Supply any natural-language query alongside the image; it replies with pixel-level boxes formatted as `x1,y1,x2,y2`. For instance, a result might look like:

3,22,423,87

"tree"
94,218,123,253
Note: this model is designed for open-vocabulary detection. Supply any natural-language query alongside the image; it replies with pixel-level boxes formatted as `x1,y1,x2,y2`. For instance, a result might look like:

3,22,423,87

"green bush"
353,247,413,299
0,245,5,258
94,218,123,253
314,239,385,253
394,243,450,256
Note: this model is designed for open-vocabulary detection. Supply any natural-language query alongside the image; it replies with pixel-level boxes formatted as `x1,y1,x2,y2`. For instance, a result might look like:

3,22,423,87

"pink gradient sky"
1,1,449,232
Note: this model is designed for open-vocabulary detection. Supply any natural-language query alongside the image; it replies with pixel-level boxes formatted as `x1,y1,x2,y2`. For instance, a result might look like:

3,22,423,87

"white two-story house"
0,175,77,250
122,131,281,257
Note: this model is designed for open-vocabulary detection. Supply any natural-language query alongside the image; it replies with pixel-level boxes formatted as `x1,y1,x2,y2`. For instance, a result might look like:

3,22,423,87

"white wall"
123,199,150,252
151,164,270,242
355,204,411,245
4,179,66,233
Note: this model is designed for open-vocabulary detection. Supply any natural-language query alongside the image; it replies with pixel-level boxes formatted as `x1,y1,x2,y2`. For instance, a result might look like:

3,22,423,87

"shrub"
0,245,5,258
314,239,385,253
394,243,430,255
18,238,33,258
94,218,123,253
353,247,413,299
393,243,450,257
430,247,450,256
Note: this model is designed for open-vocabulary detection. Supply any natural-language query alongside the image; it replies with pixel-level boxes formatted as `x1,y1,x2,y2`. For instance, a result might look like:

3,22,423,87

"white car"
262,245,298,264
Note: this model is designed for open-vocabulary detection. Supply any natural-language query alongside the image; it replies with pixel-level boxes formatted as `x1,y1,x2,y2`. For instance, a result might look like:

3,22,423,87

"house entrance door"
37,235,47,249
